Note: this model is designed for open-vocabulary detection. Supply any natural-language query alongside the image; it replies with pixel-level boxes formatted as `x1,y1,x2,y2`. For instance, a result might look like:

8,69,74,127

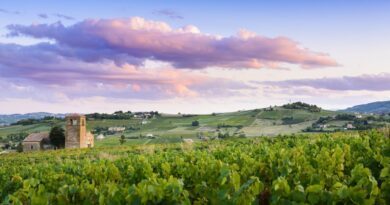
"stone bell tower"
65,114,93,148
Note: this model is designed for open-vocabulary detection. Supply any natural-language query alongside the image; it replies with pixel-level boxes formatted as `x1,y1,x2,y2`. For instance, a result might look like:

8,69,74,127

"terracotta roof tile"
23,132,49,142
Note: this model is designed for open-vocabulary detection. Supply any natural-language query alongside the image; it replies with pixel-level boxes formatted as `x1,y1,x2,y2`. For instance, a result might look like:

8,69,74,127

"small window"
81,119,85,126
31,145,33,150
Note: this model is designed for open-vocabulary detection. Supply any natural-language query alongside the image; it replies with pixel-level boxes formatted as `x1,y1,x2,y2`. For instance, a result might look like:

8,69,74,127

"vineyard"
0,131,389,204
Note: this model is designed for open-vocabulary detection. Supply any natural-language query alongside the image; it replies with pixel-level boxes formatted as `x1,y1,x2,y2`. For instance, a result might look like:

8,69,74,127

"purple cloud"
0,43,253,100
38,13,48,19
6,17,338,69
257,73,390,91
153,9,183,19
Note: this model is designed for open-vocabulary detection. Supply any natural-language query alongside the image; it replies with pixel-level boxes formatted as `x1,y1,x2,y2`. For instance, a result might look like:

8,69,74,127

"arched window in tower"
81,119,85,126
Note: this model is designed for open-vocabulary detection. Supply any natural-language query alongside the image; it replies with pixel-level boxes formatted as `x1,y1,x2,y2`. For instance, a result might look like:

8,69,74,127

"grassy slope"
0,107,338,146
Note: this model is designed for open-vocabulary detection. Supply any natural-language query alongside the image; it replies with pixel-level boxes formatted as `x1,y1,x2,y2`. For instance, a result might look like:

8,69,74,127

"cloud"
256,73,390,91
0,8,20,15
153,9,183,19
53,13,74,20
0,43,253,100
6,17,337,69
38,13,48,19
37,13,73,20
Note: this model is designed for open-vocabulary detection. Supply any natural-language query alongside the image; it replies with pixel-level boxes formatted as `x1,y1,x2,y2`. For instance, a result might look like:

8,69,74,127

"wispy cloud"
0,8,20,15
153,9,183,19
6,17,338,70
256,73,390,91
53,13,74,20
38,13,48,19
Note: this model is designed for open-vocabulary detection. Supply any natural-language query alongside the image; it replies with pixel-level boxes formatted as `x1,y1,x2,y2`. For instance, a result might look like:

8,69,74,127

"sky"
0,0,389,114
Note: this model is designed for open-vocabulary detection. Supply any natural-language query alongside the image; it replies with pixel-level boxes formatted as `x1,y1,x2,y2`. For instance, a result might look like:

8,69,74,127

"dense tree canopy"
49,126,65,148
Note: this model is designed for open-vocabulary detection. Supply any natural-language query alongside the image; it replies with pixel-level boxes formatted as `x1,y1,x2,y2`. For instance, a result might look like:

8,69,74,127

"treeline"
305,113,389,132
0,132,28,143
0,132,28,151
217,123,244,129
11,116,61,126
86,112,133,120
281,117,305,125
282,102,322,112
10,111,161,126
86,111,160,120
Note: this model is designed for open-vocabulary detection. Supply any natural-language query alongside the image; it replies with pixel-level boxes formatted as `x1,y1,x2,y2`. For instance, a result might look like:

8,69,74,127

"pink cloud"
131,84,141,92
0,43,253,100
256,73,390,91
7,17,338,69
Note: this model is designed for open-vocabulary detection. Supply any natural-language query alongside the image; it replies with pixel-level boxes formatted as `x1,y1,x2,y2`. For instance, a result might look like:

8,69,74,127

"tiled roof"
23,132,49,142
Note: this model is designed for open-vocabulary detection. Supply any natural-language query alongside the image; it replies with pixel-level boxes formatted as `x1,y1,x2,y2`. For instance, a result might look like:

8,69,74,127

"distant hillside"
0,112,66,125
343,101,390,114
1,105,337,140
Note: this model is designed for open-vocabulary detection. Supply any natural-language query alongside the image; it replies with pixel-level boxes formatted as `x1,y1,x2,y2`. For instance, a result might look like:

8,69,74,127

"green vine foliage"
0,130,389,204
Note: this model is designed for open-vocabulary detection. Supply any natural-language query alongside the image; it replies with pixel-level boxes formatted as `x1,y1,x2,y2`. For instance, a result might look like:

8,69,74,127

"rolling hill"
1,102,390,148
1,105,338,146
343,100,390,114
0,112,66,125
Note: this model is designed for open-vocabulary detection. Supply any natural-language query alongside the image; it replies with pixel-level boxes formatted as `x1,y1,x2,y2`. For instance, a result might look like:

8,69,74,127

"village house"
108,127,126,132
96,134,105,140
141,120,149,125
22,114,94,151
146,133,156,139
316,124,328,129
346,123,355,129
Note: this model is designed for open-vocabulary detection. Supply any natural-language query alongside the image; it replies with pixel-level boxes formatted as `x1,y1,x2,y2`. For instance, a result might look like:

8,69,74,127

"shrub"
191,120,200,126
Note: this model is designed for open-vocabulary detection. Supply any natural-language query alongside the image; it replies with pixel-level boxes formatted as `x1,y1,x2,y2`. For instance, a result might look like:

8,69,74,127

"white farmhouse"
97,134,105,140
108,127,126,132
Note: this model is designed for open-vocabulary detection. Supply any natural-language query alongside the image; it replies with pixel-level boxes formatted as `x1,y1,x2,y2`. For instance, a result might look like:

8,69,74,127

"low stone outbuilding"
22,132,50,151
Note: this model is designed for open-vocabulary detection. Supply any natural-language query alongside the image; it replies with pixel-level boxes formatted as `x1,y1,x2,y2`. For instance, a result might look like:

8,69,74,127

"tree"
6,132,28,143
49,126,65,148
119,135,126,145
16,143,23,153
192,120,200,126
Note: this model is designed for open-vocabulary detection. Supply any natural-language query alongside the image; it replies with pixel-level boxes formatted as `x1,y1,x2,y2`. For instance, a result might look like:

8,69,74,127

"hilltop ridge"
343,100,390,114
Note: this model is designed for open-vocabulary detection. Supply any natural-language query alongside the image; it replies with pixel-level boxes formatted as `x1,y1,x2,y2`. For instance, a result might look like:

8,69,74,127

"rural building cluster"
22,114,94,151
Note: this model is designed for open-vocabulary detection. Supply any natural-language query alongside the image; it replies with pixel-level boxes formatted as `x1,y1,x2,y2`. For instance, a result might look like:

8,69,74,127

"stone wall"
22,142,41,151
